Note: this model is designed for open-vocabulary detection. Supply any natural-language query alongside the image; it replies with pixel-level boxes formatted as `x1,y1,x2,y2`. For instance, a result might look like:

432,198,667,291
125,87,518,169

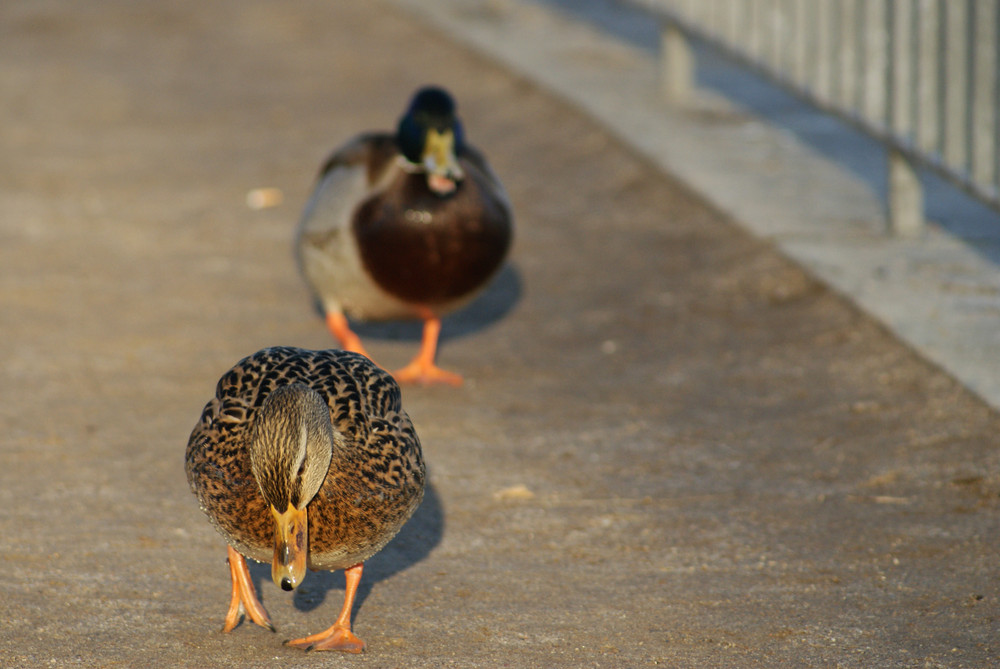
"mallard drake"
296,85,513,386
185,346,425,653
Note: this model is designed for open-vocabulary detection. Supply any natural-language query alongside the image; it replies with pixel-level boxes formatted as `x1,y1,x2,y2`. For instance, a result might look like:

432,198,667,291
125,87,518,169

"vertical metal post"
943,1,968,167
936,0,948,158
970,0,995,185
661,21,694,104
885,0,923,237
888,149,924,237
965,0,977,177
994,0,1000,194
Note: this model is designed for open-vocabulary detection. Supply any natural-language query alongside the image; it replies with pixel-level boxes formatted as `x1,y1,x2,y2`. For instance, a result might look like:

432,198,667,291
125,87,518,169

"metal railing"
622,0,1000,237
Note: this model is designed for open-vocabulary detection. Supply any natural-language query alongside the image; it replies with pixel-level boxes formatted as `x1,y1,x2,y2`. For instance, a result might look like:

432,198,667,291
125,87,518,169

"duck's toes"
285,626,365,653
393,360,464,386
223,545,276,633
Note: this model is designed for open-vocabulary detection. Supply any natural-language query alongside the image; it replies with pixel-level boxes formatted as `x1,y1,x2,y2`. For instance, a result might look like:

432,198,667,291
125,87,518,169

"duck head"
249,384,336,591
397,86,466,195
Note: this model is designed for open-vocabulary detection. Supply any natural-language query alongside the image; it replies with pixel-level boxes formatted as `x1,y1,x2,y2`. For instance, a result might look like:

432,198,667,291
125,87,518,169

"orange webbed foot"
284,563,366,653
392,315,463,386
392,360,464,386
285,626,365,653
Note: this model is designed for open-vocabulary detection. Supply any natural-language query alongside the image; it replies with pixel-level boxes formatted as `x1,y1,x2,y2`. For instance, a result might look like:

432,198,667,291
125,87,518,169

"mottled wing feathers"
185,347,424,568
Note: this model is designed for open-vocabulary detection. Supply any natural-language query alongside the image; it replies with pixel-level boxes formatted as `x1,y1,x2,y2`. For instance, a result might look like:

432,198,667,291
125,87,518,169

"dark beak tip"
280,578,294,592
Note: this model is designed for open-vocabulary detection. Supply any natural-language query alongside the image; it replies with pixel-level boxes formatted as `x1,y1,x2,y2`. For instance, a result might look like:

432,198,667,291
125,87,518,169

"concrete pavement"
1,1,997,667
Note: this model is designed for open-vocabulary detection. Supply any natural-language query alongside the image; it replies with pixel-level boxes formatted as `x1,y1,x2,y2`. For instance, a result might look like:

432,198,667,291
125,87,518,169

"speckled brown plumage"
185,346,425,571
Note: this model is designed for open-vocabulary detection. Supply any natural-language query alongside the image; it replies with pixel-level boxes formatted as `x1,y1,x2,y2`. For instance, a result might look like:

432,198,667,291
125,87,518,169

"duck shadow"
341,262,523,344
247,479,444,616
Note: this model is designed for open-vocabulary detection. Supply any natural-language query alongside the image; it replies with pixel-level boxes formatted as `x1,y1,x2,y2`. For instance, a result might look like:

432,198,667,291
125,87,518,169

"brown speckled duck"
296,85,513,386
185,346,425,653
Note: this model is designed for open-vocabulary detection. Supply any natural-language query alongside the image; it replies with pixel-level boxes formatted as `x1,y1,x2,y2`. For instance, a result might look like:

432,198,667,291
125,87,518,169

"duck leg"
223,545,275,633
324,311,372,360
285,563,366,653
393,315,463,386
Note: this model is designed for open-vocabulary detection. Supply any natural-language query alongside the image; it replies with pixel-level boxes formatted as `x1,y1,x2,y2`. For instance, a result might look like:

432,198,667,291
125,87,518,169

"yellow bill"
269,503,308,591
423,128,464,194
